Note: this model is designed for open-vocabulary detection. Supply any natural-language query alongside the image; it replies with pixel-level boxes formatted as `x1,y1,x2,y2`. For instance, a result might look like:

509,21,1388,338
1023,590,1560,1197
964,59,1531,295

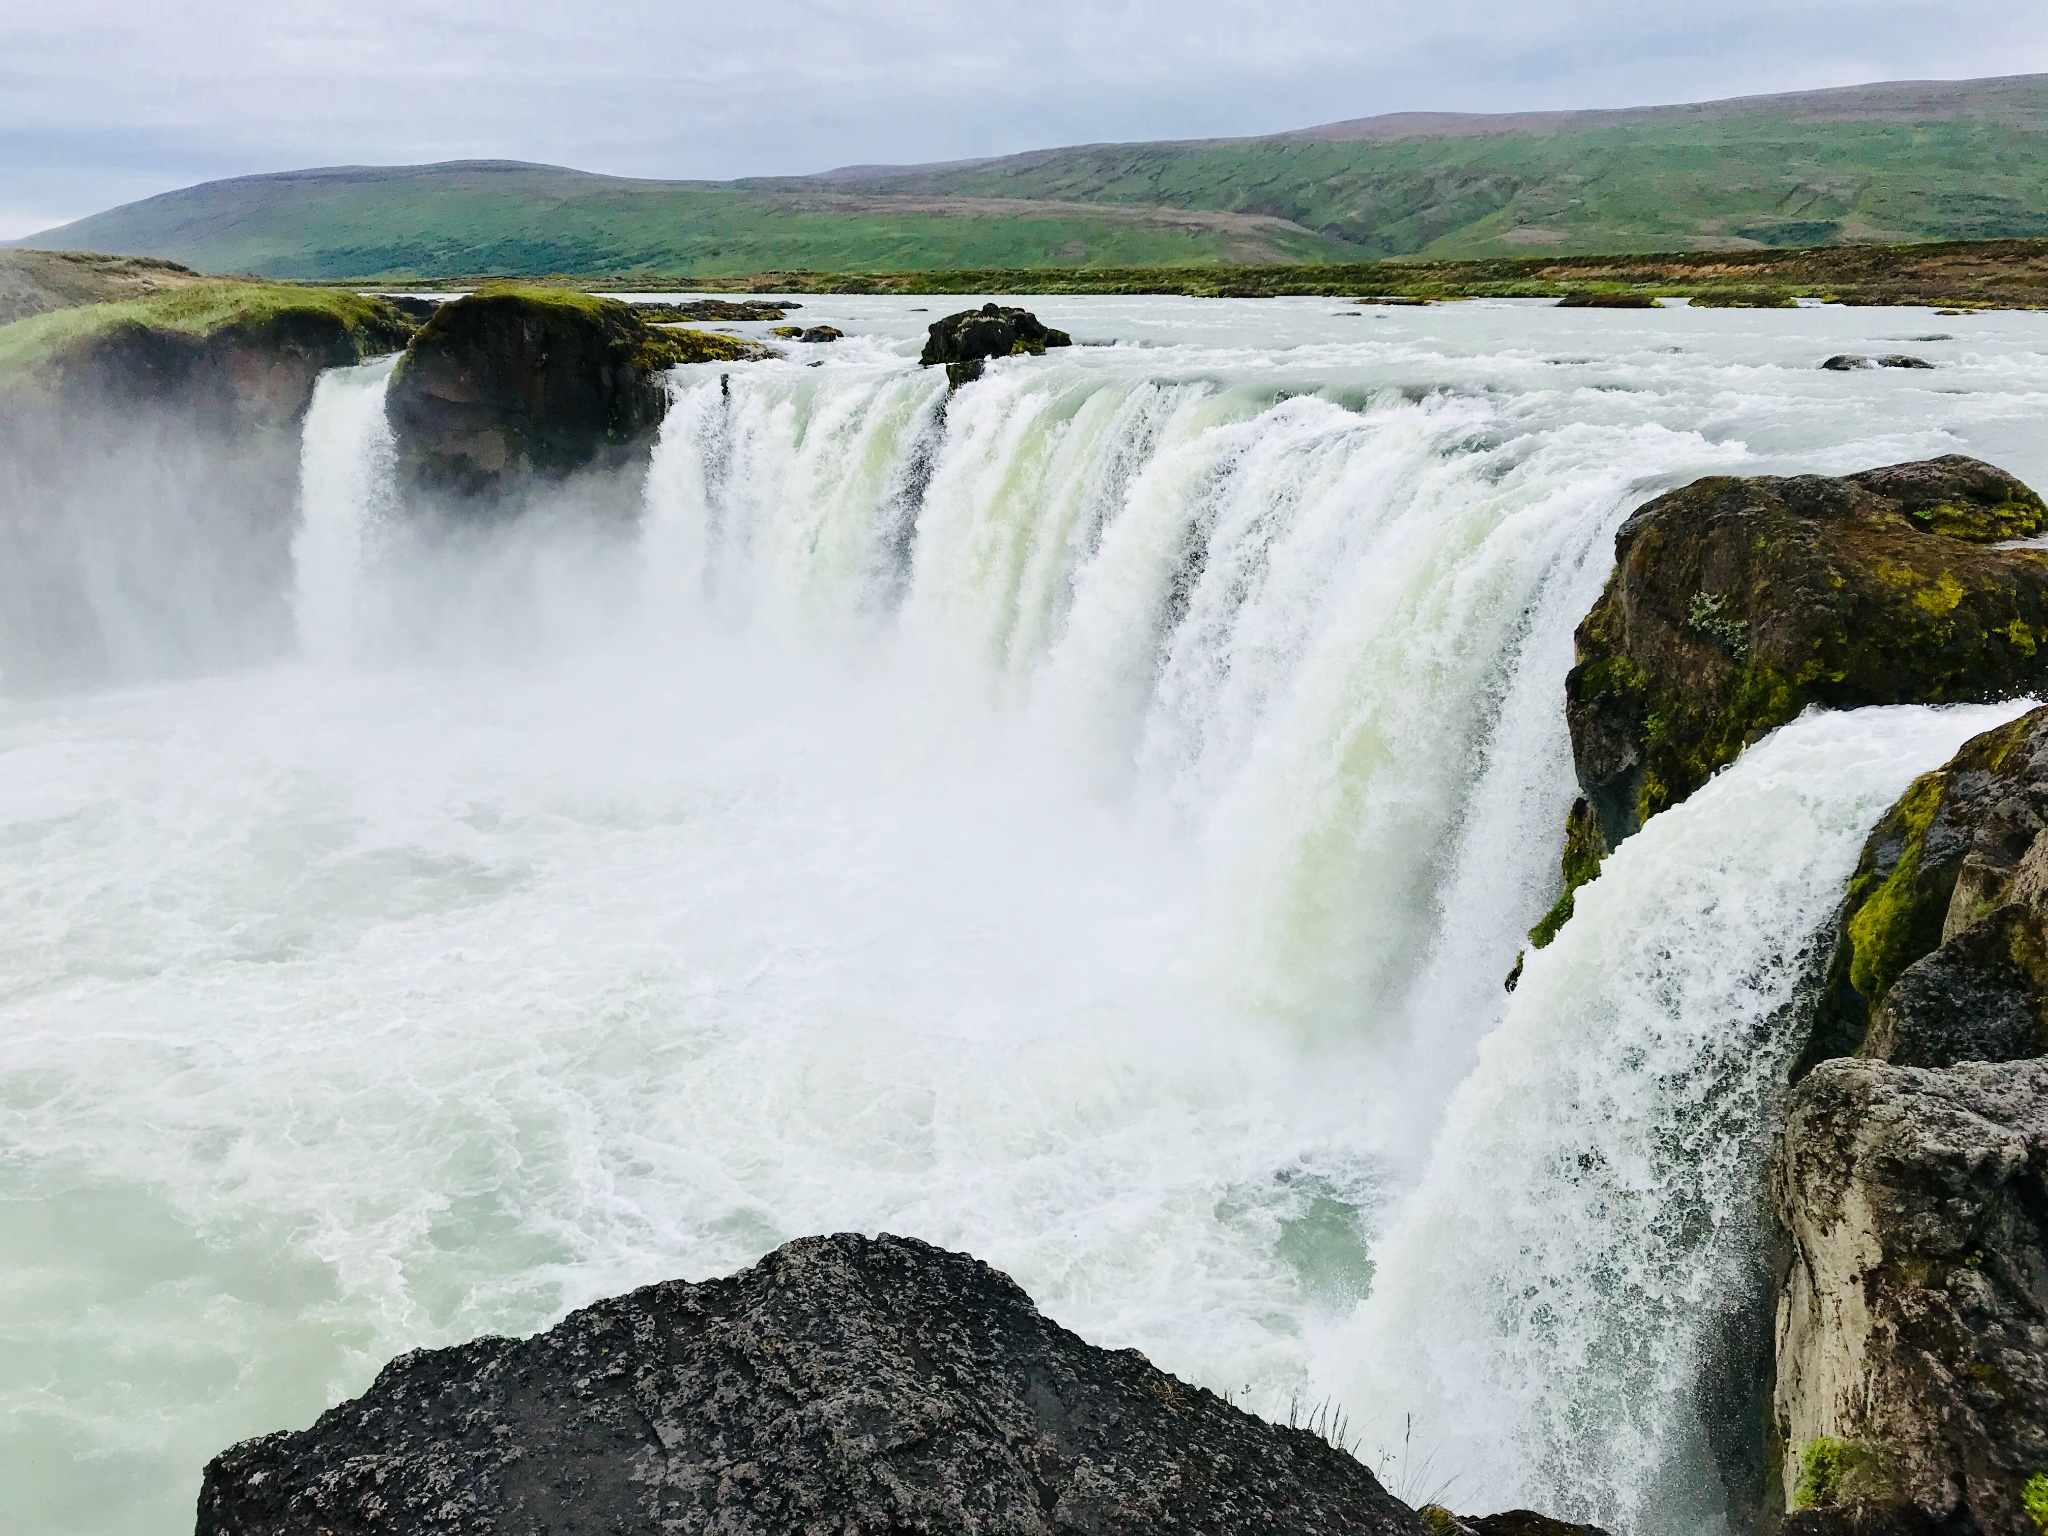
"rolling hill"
14,74,2048,281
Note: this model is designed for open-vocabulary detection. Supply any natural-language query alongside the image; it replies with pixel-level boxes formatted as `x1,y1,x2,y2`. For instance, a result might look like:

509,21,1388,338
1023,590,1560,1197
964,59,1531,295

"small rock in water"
798,325,842,343
1822,354,1935,371
920,303,1071,386
1556,291,1659,308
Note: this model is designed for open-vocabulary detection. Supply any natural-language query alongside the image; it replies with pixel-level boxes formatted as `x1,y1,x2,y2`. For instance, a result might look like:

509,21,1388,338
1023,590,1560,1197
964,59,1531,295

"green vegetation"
0,281,411,393
1527,800,1609,949
15,77,2048,281
2023,1471,2048,1533
0,248,205,324
1792,1438,1888,1511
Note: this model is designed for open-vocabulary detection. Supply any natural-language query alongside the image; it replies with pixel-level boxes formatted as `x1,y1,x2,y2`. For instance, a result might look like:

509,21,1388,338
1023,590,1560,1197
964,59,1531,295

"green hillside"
15,75,2048,281
16,164,1359,281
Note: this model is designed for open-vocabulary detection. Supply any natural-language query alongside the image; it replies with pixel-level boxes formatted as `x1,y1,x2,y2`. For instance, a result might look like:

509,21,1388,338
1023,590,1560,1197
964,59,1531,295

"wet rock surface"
385,286,715,502
920,303,1071,385
1822,354,1936,371
1565,455,2048,855
196,1232,1426,1536
1772,1057,2048,1536
1808,705,2048,1068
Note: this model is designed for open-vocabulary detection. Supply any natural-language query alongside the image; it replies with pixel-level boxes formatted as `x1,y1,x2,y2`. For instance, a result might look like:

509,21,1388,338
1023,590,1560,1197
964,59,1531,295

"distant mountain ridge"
15,74,2048,280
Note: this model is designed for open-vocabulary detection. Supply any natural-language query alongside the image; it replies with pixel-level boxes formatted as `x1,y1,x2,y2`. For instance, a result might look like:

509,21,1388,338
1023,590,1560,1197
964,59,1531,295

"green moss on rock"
1566,456,2048,853
1805,704,2048,1070
1792,1437,1891,1511
0,280,415,423
386,285,764,500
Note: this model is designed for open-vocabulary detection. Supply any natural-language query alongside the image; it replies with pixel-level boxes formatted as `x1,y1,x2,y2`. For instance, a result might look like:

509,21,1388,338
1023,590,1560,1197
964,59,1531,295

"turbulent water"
5,297,2048,1534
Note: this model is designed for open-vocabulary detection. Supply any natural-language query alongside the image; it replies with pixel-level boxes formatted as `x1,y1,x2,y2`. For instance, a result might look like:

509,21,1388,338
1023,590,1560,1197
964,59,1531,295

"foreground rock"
1773,1058,2048,1536
385,285,764,503
197,1233,1425,1536
1809,704,2048,1066
920,303,1072,385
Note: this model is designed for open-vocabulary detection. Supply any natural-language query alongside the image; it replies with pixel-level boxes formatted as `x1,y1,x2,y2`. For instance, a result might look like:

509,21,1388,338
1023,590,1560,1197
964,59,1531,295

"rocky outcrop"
1807,705,2048,1068
1772,1058,2048,1536
920,304,1072,385
1530,456,2048,949
385,286,672,499
1822,355,1935,371
1566,455,2048,854
1,280,416,427
197,1232,1425,1536
383,286,763,503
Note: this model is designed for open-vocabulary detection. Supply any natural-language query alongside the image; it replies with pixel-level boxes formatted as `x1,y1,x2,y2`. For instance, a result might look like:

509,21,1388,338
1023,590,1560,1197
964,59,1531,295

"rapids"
4,296,2048,1534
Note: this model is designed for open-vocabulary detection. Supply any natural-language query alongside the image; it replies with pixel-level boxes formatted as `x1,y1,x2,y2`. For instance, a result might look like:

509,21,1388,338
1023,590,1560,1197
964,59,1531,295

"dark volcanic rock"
1565,455,2048,854
1807,704,2048,1068
385,286,693,501
196,1232,1425,1536
1420,1508,1613,1536
920,303,1072,386
1772,1057,2048,1536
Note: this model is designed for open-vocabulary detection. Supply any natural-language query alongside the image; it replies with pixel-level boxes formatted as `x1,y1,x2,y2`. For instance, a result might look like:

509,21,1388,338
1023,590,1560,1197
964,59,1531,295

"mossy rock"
919,304,1071,379
1804,704,2048,1070
0,280,415,426
1567,455,2048,859
386,284,764,500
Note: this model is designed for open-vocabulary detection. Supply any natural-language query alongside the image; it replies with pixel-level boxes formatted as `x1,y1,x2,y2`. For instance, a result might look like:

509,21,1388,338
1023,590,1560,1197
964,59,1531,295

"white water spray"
291,358,396,666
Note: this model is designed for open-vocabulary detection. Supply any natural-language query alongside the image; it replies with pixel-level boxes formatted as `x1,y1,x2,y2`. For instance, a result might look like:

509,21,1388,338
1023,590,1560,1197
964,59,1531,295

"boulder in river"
196,1232,1426,1536
384,284,763,503
920,303,1071,386
1822,355,1936,371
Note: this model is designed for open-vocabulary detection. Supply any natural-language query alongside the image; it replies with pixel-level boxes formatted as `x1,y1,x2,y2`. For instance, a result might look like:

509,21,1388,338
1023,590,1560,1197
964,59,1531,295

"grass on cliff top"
431,283,773,364
0,281,408,384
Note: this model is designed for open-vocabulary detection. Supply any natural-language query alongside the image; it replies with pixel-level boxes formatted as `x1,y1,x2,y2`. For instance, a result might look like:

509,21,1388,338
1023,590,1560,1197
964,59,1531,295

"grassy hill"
0,249,207,324
14,75,2048,281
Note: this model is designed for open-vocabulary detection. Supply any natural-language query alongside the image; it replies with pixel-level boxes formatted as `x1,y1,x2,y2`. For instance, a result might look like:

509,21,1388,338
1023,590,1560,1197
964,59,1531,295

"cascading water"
291,357,396,666
6,297,2048,1534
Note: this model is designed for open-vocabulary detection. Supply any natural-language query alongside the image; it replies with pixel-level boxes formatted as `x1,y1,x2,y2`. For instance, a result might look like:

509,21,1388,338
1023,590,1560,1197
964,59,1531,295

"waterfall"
291,357,396,665
642,356,1743,1037
1330,699,2036,1528
22,309,2043,1535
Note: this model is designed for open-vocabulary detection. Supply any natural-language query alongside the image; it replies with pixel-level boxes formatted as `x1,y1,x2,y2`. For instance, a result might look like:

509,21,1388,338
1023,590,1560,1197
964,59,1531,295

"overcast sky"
4,0,2045,240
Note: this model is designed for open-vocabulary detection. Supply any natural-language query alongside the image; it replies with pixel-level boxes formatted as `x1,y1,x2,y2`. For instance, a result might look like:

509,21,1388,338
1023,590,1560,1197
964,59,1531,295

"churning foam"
7,299,2048,1534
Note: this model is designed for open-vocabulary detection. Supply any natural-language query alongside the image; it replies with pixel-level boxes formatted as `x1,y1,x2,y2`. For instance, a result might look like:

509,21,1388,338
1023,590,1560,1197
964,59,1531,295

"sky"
4,0,2047,240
